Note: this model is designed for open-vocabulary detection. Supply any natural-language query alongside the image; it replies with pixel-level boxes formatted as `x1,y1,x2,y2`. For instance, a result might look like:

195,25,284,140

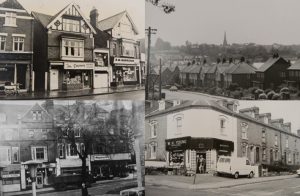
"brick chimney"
258,113,271,124
270,119,284,129
90,7,99,28
282,122,291,132
158,100,165,111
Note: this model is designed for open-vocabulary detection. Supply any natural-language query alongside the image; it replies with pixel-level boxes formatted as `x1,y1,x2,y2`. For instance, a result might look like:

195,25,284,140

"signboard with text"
64,62,95,70
114,57,140,65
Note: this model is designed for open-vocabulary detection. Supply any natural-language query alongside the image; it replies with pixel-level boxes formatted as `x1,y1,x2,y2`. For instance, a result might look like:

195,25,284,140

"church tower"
223,31,228,47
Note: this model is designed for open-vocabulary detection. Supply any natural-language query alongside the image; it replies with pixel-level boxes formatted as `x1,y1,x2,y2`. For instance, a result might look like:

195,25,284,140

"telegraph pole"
159,58,162,100
145,26,157,100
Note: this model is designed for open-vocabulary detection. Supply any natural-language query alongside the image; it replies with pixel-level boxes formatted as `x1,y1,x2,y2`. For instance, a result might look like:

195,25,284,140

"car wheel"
249,172,254,178
234,172,239,179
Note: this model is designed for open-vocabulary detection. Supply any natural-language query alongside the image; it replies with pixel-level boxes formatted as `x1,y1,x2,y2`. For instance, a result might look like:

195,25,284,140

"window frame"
0,36,6,51
61,38,84,60
12,36,24,52
4,12,17,27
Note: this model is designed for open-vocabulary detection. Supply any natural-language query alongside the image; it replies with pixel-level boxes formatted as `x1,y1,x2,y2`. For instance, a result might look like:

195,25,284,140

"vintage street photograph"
0,100,145,196
146,0,300,101
145,99,300,195
0,0,145,100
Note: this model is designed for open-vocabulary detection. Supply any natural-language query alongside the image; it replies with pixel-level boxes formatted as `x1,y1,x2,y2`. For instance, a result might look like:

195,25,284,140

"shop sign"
64,62,95,70
92,155,110,161
2,173,20,178
166,138,189,150
114,57,139,65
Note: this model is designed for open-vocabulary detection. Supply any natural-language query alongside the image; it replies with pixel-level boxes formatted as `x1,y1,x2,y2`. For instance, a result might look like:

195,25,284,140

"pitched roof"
97,10,138,34
288,59,300,70
32,11,53,27
0,104,30,124
188,64,201,74
228,62,256,74
0,0,24,10
207,64,217,74
256,57,286,72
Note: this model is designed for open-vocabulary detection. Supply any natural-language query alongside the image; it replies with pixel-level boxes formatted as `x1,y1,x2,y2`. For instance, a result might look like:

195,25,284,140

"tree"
146,0,175,13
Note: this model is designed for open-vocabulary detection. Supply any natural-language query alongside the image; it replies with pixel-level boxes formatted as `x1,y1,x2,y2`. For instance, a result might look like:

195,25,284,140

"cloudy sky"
8,0,145,38
238,101,300,134
146,0,300,46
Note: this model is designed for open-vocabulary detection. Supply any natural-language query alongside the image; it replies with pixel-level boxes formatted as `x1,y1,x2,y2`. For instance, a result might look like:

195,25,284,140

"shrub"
249,87,259,94
272,93,281,100
264,88,273,95
258,93,267,99
232,90,242,99
267,90,275,100
228,83,239,91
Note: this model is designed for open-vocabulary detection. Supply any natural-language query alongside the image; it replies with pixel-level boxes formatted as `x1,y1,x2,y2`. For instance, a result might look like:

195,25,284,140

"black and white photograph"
146,0,300,101
0,0,145,100
145,99,300,196
0,100,144,196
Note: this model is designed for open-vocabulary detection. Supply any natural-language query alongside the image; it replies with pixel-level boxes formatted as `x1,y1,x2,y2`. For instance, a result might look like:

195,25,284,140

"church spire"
223,31,228,47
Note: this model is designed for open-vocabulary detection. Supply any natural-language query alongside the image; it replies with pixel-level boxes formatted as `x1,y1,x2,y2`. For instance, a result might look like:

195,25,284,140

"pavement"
146,174,298,190
0,85,144,100
4,177,137,196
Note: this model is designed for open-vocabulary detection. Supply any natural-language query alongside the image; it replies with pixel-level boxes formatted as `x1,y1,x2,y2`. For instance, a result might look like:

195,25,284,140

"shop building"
32,3,97,91
93,10,141,86
0,0,34,91
0,102,56,192
145,99,300,174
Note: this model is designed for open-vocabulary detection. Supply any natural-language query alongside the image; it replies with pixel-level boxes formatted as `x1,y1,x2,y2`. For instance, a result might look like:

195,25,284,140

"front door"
36,172,43,189
50,69,59,90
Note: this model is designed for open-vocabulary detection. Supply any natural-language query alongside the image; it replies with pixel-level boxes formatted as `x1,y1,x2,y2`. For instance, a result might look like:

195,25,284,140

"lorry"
216,156,255,179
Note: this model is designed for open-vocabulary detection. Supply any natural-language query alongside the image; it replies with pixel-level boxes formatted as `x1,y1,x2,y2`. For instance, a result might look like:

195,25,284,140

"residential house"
287,59,300,88
225,62,256,88
0,0,34,91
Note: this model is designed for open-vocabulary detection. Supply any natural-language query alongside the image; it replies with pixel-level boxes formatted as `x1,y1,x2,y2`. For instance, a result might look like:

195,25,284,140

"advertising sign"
64,62,95,70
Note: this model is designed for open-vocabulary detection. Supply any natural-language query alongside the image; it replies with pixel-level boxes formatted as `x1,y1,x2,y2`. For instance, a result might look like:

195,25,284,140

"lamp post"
22,160,42,196
0,164,6,196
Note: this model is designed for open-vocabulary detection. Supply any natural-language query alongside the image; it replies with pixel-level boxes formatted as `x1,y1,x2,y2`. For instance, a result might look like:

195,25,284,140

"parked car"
120,187,145,196
297,168,300,177
170,86,178,91
50,173,95,190
216,156,255,179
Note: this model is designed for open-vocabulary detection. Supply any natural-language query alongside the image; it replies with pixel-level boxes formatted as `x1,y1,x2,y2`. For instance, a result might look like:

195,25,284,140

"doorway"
196,152,206,174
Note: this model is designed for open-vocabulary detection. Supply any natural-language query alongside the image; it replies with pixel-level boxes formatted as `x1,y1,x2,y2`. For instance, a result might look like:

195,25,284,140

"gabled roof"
188,64,201,74
97,10,138,34
32,2,96,34
181,65,195,73
288,59,300,70
228,62,256,74
0,0,24,10
201,65,211,74
256,57,287,72
207,64,218,74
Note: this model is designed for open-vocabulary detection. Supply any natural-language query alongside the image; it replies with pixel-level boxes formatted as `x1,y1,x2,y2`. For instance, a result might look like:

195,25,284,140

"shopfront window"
0,36,6,51
13,37,24,51
123,67,136,82
0,147,11,163
2,171,20,185
95,53,108,67
61,39,84,59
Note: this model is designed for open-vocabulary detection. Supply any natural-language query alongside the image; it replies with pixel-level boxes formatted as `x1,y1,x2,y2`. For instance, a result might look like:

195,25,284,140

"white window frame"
62,18,80,32
58,143,65,158
150,143,157,159
241,122,248,140
286,137,289,148
0,36,6,51
0,146,11,163
12,36,24,52
150,121,157,138
12,147,19,163
4,12,17,27
61,38,84,60
31,146,47,161
66,143,79,158
275,135,278,146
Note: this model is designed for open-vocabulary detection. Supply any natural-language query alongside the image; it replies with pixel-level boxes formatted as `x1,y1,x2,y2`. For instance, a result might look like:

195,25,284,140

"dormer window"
62,18,80,32
4,12,17,27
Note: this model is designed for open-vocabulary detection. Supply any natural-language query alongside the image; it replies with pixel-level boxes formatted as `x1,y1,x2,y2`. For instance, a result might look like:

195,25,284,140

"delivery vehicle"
120,187,145,196
216,156,255,179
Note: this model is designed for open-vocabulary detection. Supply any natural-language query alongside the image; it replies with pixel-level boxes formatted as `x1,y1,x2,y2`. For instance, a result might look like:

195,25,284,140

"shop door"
36,173,43,189
50,69,59,90
94,73,108,88
16,65,27,89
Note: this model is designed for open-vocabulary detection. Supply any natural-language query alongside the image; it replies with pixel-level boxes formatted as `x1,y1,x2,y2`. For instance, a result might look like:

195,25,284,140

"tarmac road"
146,176,300,196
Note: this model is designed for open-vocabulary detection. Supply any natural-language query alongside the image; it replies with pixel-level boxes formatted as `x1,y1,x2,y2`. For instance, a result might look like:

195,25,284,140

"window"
288,153,291,163
67,143,79,156
275,135,278,146
62,18,80,32
275,150,278,161
32,111,42,120
62,39,84,59
150,122,157,138
58,144,65,158
286,137,289,148
0,36,6,51
80,143,85,155
74,129,80,137
13,37,24,51
28,130,34,138
176,117,182,130
31,146,47,161
112,43,117,56
262,129,266,143
0,147,11,162
241,122,248,139
220,119,225,129
12,147,19,163
5,12,16,26
262,148,266,161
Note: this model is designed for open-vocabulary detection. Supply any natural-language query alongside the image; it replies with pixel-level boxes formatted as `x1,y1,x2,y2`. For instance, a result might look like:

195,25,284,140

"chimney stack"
158,100,166,111
258,113,271,124
270,118,284,129
90,7,99,28
282,122,291,132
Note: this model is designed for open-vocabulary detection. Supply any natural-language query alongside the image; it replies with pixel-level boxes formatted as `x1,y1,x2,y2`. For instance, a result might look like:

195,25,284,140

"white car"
216,156,255,179
120,187,145,196
297,169,300,176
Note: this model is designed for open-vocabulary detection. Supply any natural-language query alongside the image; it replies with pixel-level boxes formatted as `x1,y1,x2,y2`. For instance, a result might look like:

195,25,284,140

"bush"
249,87,259,94
264,88,273,95
267,90,275,100
258,93,267,99
272,93,281,100
232,90,242,99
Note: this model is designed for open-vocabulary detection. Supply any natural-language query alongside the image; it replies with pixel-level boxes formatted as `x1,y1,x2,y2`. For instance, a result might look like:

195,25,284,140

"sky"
146,0,300,46
5,0,145,39
238,101,300,134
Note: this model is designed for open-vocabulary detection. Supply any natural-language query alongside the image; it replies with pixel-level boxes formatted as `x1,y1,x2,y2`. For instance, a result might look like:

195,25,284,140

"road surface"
146,177,300,196
57,90,145,100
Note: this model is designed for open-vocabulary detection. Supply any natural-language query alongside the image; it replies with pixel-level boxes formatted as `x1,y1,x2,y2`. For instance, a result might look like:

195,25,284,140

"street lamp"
22,160,42,196
0,164,6,196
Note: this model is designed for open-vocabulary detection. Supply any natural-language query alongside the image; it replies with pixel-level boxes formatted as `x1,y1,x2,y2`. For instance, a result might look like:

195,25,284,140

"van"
216,156,255,179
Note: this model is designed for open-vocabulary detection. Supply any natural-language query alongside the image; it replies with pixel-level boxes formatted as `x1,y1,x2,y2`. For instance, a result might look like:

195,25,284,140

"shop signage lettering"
219,144,229,148
93,155,110,161
2,173,20,178
64,62,95,70
0,68,8,71
114,57,139,65
167,139,188,150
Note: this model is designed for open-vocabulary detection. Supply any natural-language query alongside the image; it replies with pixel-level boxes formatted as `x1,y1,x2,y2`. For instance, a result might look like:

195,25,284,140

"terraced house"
0,0,34,92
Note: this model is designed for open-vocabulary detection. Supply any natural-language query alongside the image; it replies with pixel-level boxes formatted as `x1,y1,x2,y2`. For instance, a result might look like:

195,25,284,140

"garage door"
94,73,108,88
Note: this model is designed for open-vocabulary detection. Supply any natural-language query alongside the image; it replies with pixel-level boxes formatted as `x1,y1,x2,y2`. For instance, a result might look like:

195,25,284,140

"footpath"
4,177,135,196
0,85,144,100
146,174,298,190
